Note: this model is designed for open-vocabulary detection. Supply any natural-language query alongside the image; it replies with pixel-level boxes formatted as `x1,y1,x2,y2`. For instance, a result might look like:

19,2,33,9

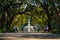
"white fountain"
24,18,34,32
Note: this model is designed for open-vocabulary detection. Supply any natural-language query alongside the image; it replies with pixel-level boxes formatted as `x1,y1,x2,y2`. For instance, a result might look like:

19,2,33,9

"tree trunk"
1,13,7,32
45,9,52,32
47,14,52,32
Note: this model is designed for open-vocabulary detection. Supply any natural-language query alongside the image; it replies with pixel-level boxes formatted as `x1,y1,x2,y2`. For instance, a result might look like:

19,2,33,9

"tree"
34,0,59,32
0,0,37,32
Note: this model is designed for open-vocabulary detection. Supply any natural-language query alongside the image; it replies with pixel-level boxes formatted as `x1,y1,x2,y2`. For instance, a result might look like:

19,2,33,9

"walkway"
0,33,60,40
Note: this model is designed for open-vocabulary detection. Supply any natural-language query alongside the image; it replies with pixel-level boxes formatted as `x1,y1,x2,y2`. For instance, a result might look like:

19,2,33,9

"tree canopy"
0,0,60,33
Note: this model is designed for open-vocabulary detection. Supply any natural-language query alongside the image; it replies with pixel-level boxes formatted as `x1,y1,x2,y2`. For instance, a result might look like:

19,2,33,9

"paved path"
0,33,60,40
0,37,60,40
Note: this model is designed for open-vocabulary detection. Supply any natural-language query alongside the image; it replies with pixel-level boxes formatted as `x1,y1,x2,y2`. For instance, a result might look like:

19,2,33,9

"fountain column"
27,18,31,32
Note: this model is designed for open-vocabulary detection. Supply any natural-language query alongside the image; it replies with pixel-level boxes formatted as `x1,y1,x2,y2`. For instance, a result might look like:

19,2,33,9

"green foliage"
0,0,60,33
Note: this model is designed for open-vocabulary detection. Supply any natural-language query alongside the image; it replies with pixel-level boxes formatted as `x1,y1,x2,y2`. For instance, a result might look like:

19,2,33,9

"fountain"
24,18,34,32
